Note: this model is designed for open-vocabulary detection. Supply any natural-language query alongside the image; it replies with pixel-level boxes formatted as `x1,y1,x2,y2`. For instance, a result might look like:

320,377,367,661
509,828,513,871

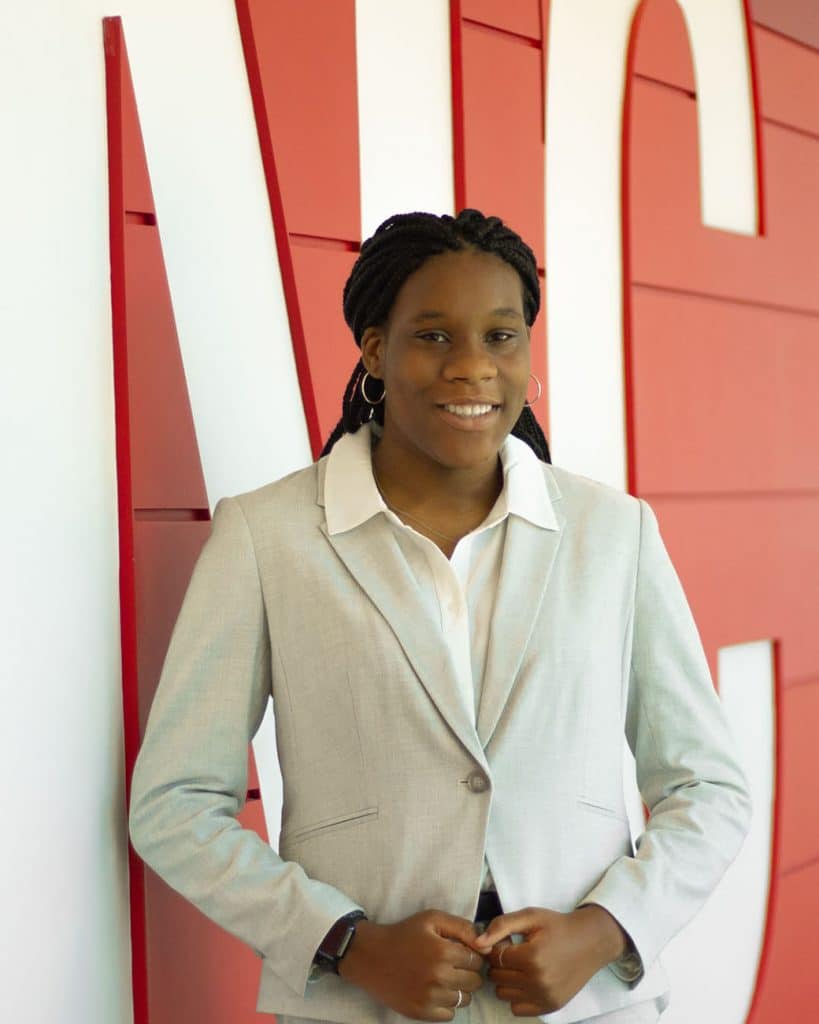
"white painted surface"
544,0,759,488
0,6,132,1022
355,0,455,238
679,0,759,234
661,640,774,1024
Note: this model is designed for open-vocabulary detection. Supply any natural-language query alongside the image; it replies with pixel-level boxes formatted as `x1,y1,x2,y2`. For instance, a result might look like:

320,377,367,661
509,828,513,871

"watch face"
336,923,356,958
315,912,365,971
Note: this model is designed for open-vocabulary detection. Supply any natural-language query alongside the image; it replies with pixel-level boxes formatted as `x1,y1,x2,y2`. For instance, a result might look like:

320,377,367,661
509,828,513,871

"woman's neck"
371,432,504,555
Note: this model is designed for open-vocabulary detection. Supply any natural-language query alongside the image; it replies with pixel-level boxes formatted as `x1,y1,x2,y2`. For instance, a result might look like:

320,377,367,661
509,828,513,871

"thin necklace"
372,470,461,543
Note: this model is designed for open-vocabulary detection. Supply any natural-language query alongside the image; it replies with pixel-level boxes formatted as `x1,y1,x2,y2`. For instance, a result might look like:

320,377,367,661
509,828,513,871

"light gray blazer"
129,454,751,1024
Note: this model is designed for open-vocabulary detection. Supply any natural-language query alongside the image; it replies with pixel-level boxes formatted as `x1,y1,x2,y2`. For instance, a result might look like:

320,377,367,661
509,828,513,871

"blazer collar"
316,428,564,758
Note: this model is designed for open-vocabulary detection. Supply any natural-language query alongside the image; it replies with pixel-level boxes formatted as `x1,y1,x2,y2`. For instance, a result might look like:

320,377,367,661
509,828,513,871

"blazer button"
466,769,489,793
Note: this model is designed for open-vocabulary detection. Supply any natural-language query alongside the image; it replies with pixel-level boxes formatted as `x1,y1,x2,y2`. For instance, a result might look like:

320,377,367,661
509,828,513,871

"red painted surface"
625,2,819,1018
630,82,819,310
631,0,695,92
646,496,819,689
754,25,819,137
629,288,819,495
290,241,359,445
462,0,541,39
460,23,545,266
635,2,819,141
751,0,819,52
124,227,209,510
745,860,819,1016
105,19,268,1024
236,0,361,457
104,21,147,1024
451,0,549,435
237,0,360,241
778,681,819,873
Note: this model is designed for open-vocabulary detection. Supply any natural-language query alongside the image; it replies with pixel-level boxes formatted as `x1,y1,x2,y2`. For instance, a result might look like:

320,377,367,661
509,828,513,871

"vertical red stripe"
744,0,767,237
621,1,649,497
103,22,149,1024
450,0,468,211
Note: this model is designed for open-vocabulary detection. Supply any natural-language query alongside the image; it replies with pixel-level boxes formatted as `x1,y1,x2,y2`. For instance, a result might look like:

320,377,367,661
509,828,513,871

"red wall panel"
630,82,819,311
646,496,819,687
462,0,541,39
236,0,361,456
632,0,695,93
754,26,819,137
452,0,549,433
629,288,819,496
777,681,819,873
751,0,819,51
746,860,819,1018
290,242,359,446
634,2,819,140
238,0,360,242
124,227,209,510
460,23,545,266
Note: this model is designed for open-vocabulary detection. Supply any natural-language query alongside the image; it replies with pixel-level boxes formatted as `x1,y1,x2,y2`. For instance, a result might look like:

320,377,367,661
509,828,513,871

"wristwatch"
312,911,368,975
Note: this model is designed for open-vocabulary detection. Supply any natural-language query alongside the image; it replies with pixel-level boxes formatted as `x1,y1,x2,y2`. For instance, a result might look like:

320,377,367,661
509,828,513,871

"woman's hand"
470,905,627,1017
339,910,485,1021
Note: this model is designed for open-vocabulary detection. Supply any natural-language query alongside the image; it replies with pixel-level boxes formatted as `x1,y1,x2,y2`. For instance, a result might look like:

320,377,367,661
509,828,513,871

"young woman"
130,210,751,1024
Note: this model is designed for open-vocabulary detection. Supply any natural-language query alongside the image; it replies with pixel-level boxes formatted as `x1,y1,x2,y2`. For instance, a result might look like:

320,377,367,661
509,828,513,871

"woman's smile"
435,401,503,430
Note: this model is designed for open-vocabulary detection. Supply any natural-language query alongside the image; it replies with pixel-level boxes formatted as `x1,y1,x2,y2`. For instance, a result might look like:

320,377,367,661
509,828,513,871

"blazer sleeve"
128,495,364,998
580,498,752,975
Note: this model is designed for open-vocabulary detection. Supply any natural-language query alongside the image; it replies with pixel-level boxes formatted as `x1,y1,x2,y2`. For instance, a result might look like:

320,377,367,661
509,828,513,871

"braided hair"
321,208,550,462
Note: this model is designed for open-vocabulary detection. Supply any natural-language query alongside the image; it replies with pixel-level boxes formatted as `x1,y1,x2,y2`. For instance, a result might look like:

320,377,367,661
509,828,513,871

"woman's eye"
418,331,448,343
488,331,515,343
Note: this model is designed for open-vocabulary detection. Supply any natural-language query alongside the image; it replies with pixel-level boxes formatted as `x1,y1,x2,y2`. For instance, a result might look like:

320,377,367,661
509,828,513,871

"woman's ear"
360,327,385,381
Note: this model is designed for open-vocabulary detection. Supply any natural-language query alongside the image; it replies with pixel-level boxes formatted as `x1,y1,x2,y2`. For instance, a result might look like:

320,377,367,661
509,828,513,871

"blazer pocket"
576,796,628,823
283,806,378,846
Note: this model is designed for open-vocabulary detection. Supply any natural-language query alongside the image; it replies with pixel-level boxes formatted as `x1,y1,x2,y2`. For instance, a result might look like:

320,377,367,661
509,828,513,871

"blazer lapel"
320,515,488,769
476,483,565,748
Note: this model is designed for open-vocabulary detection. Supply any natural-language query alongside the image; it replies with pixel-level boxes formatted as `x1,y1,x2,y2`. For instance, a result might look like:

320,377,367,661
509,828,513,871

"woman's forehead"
389,248,525,317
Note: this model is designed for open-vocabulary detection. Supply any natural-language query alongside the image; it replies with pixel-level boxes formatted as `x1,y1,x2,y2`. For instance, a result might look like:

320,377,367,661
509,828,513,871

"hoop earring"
524,372,542,407
360,370,385,405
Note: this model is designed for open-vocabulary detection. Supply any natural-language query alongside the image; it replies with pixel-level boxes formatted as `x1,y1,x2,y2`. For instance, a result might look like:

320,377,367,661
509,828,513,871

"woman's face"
361,247,531,474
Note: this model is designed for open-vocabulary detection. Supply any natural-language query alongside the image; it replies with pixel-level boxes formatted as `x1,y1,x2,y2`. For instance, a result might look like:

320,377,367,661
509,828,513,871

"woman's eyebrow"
410,307,523,322
411,310,446,322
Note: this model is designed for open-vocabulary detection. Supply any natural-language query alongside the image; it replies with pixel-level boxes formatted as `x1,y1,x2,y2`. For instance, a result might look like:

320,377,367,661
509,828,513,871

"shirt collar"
323,421,558,536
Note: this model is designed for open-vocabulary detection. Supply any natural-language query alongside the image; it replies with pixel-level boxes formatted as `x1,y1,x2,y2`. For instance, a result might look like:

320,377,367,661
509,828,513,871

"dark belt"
474,890,503,924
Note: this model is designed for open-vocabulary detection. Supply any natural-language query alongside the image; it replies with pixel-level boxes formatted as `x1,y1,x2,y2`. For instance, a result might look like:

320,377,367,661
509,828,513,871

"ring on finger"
455,989,463,1009
498,946,506,968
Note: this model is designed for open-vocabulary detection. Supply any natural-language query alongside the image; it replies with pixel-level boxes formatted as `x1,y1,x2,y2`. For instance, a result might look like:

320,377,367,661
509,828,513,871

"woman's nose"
442,339,498,381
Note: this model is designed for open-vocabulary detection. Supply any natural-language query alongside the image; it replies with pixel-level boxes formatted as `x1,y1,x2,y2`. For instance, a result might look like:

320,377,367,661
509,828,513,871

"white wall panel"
660,640,774,1024
0,5,132,1022
356,0,455,239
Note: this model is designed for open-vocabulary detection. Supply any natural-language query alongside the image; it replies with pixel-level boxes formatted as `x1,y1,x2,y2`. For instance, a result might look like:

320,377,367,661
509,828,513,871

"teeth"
443,404,495,417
